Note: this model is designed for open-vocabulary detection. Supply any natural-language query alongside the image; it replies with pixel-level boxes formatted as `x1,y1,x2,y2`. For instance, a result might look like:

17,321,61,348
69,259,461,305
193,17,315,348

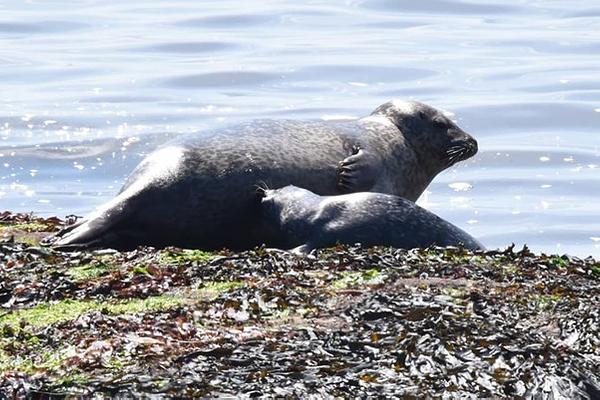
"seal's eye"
418,111,427,120
433,118,447,129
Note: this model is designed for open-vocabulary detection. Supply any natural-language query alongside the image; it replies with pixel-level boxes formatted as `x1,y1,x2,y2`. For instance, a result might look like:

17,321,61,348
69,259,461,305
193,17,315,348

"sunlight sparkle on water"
448,182,472,192
320,115,358,121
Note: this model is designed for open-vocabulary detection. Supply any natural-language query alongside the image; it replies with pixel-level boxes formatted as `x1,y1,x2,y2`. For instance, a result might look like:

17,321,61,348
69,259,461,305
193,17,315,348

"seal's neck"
276,196,321,245
388,143,438,202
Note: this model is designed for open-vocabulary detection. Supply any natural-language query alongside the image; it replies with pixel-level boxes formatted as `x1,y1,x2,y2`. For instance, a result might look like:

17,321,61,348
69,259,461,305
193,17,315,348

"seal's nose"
469,138,478,157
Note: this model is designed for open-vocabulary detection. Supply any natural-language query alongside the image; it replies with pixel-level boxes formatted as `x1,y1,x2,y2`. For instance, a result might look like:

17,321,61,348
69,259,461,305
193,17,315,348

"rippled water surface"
1,0,599,257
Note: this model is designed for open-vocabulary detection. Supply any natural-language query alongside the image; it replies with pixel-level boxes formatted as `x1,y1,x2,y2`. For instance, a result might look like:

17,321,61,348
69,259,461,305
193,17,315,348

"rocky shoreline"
0,212,599,398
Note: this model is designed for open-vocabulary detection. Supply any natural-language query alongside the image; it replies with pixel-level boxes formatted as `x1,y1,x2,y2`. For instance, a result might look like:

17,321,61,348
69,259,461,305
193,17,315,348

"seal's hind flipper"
50,237,105,252
290,244,313,255
47,191,135,250
49,216,113,250
336,148,379,193
50,219,137,251
40,217,87,247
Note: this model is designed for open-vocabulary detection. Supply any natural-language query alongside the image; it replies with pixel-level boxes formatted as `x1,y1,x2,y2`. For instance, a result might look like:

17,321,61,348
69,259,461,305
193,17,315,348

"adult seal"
50,100,478,250
261,185,484,253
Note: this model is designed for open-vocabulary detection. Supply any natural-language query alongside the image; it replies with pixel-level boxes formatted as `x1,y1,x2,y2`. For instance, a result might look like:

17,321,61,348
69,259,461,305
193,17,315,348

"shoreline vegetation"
0,212,599,398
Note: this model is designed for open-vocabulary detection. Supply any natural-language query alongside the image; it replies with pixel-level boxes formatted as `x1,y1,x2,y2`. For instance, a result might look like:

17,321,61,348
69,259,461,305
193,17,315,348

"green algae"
265,308,291,321
0,294,188,377
194,281,244,301
66,262,116,282
132,265,152,276
0,219,58,247
0,349,9,368
0,229,42,246
442,287,468,300
6,348,71,374
0,300,97,330
15,236,41,246
0,222,50,233
529,293,564,311
198,280,244,293
547,255,570,268
0,295,188,331
0,340,79,375
502,263,518,274
159,249,214,264
106,295,186,315
51,373,89,388
331,269,385,290
0,341,90,389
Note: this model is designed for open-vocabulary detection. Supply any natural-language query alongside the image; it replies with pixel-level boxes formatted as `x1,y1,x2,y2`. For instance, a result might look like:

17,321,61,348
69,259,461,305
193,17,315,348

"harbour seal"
261,185,484,253
50,100,478,251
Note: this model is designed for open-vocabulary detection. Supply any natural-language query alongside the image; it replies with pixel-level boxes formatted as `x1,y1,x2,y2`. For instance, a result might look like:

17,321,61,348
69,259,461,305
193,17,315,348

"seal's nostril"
470,139,478,155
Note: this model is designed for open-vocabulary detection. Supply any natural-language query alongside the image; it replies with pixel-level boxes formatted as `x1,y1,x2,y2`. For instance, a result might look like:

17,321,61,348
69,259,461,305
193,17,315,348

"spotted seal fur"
261,185,484,253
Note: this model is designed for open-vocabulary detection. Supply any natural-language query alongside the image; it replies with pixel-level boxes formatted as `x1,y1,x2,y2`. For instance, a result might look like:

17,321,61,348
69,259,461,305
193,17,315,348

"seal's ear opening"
432,116,447,129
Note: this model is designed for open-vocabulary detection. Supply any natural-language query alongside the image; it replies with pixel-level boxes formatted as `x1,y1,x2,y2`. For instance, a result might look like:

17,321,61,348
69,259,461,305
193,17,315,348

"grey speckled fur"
50,100,478,251
261,185,484,253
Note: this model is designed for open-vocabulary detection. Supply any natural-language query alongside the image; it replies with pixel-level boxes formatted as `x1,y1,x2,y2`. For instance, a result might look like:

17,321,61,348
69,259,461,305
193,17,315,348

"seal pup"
49,100,478,251
261,185,484,253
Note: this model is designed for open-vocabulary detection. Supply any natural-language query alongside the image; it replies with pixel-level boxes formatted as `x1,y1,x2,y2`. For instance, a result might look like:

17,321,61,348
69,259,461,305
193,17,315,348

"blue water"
1,0,599,257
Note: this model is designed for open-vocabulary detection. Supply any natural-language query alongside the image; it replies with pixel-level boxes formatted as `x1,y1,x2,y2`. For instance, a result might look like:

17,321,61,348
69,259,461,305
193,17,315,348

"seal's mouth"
261,192,274,203
444,139,478,167
254,181,271,199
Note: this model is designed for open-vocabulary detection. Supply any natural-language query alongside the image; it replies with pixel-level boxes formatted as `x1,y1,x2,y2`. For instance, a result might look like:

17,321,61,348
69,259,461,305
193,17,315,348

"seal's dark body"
51,101,478,251
262,186,484,252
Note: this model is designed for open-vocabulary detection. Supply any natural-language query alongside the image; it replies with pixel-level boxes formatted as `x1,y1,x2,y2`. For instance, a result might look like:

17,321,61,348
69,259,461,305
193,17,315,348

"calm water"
1,0,599,257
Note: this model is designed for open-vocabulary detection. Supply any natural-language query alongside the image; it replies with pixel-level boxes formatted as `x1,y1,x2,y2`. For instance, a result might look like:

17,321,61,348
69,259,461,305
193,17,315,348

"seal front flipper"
336,147,379,193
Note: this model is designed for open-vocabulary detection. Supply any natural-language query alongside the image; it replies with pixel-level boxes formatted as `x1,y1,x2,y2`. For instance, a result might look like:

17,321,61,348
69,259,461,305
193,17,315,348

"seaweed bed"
0,212,599,399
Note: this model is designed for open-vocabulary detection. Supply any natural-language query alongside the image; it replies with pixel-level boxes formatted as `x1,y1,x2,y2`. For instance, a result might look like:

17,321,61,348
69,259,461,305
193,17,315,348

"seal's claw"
340,158,357,167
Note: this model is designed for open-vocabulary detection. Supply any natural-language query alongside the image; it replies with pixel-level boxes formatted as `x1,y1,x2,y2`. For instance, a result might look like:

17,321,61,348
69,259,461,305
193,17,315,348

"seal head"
369,100,478,176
